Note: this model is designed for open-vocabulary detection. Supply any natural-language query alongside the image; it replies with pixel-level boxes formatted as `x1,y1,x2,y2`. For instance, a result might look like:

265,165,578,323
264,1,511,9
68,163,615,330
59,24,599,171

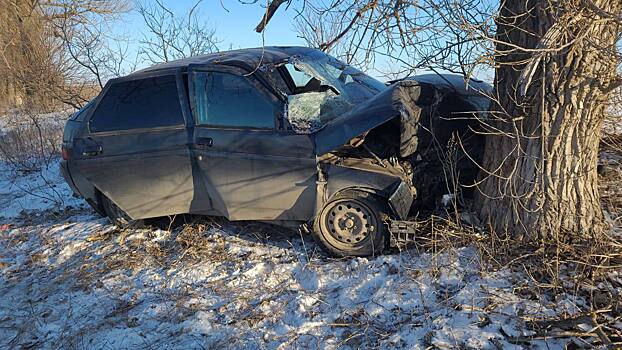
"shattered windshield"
290,53,385,101
283,52,386,133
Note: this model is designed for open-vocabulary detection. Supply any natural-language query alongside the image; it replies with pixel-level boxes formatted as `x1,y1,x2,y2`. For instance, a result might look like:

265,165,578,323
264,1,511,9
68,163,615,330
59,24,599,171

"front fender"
316,160,412,219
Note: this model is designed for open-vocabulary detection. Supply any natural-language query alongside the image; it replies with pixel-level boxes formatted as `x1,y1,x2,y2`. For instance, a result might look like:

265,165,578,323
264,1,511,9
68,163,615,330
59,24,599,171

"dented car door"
188,65,317,221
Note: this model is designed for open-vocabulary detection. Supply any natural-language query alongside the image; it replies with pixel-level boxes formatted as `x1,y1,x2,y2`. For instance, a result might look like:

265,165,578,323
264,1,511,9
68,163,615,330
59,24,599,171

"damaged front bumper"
388,181,413,220
387,219,419,248
387,182,418,248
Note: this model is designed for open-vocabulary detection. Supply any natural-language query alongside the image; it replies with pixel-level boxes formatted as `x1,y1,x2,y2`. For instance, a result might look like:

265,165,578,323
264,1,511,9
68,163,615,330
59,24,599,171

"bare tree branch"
137,0,219,64
255,0,289,33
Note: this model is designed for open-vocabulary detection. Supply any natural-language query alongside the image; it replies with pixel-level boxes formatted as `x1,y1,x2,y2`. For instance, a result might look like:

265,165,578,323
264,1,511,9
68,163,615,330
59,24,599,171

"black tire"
312,191,388,257
100,194,135,228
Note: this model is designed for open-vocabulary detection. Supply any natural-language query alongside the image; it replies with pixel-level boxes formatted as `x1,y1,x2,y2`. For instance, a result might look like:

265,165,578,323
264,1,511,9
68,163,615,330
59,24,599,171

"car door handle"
82,144,103,157
196,137,213,147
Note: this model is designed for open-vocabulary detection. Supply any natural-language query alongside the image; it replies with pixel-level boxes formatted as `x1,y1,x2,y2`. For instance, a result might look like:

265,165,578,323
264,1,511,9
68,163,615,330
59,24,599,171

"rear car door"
73,71,196,219
188,65,317,221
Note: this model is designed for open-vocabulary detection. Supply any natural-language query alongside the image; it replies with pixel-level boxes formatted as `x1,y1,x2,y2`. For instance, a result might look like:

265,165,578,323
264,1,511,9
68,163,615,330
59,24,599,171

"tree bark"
476,0,621,241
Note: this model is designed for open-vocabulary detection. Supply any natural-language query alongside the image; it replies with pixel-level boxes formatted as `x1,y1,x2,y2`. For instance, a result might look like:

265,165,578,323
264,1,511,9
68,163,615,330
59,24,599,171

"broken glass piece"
287,91,354,134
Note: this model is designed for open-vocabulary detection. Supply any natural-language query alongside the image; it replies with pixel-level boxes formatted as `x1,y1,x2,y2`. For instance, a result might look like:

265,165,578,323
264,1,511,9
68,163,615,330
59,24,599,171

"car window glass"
70,100,94,121
193,72,275,129
89,75,183,133
284,64,314,88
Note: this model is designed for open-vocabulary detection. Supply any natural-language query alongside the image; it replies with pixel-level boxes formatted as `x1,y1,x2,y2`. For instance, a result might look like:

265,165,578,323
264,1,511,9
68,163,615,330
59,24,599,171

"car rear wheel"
312,191,387,257
100,194,135,228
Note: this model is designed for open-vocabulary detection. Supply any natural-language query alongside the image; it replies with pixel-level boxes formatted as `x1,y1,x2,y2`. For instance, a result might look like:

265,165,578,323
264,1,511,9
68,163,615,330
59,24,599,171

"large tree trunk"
476,0,621,241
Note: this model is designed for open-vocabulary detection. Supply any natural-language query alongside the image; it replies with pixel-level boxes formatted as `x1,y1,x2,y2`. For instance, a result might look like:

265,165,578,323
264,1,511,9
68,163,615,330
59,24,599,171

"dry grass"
400,130,622,347
398,218,622,346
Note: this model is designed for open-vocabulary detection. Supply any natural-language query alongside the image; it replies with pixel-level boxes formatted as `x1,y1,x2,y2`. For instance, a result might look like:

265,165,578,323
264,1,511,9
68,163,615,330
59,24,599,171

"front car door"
73,71,196,219
188,65,317,221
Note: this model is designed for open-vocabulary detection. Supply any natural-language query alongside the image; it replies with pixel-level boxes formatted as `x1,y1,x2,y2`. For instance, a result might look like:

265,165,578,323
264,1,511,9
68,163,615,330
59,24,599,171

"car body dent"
404,74,492,115
314,154,416,220
313,80,423,158
312,75,492,159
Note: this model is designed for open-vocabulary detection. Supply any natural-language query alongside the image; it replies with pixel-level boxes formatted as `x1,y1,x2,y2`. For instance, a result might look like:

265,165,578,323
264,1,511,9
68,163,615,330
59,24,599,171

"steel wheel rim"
323,199,377,246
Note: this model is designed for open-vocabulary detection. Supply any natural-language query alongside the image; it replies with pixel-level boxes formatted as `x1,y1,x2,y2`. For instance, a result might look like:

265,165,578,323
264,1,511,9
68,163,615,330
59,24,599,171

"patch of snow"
0,160,84,219
2,211,613,349
441,193,455,207
0,163,620,349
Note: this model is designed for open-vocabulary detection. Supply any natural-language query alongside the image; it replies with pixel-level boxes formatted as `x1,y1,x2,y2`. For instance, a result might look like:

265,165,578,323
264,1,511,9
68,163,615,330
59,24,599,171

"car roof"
129,46,317,77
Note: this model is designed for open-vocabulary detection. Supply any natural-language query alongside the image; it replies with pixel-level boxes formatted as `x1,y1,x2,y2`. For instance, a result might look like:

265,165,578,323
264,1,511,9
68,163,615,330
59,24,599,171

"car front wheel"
312,191,387,257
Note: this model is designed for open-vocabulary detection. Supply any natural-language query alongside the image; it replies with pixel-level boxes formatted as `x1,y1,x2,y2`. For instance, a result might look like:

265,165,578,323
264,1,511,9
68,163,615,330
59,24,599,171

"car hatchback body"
60,46,490,256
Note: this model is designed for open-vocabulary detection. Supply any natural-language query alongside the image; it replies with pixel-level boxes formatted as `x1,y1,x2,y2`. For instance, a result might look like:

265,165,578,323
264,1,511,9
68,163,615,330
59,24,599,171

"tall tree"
477,0,622,240
0,0,50,109
0,0,130,109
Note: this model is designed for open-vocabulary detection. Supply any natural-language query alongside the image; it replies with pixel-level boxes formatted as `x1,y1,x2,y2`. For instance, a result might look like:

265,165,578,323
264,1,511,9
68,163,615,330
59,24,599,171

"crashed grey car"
60,46,490,257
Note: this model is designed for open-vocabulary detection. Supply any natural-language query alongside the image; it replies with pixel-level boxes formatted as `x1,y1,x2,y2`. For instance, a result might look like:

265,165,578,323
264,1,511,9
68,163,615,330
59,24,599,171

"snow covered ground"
0,161,83,219
1,161,621,349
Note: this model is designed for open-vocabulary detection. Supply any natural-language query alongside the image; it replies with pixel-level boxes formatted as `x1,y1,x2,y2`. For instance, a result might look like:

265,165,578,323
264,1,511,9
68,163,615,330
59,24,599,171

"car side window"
89,75,183,133
193,71,275,129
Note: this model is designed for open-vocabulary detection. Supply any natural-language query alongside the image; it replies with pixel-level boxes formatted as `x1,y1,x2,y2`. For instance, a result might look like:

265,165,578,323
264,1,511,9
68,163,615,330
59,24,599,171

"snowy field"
0,161,621,349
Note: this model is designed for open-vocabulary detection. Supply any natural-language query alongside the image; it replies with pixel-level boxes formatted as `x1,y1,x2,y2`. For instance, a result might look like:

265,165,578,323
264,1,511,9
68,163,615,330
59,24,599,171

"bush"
0,109,67,173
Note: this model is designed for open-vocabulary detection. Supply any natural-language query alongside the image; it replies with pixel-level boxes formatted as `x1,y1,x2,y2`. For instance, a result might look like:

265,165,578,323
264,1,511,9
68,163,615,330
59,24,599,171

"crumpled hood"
314,80,424,157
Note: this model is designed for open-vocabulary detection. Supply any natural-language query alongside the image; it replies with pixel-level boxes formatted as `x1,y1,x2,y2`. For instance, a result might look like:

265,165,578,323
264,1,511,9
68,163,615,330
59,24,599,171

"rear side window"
192,71,275,129
90,75,183,133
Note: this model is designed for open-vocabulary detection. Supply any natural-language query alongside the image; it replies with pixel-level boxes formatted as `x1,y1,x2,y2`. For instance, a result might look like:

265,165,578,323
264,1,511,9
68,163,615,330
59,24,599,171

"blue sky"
115,0,412,79
121,1,306,52
115,1,494,81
